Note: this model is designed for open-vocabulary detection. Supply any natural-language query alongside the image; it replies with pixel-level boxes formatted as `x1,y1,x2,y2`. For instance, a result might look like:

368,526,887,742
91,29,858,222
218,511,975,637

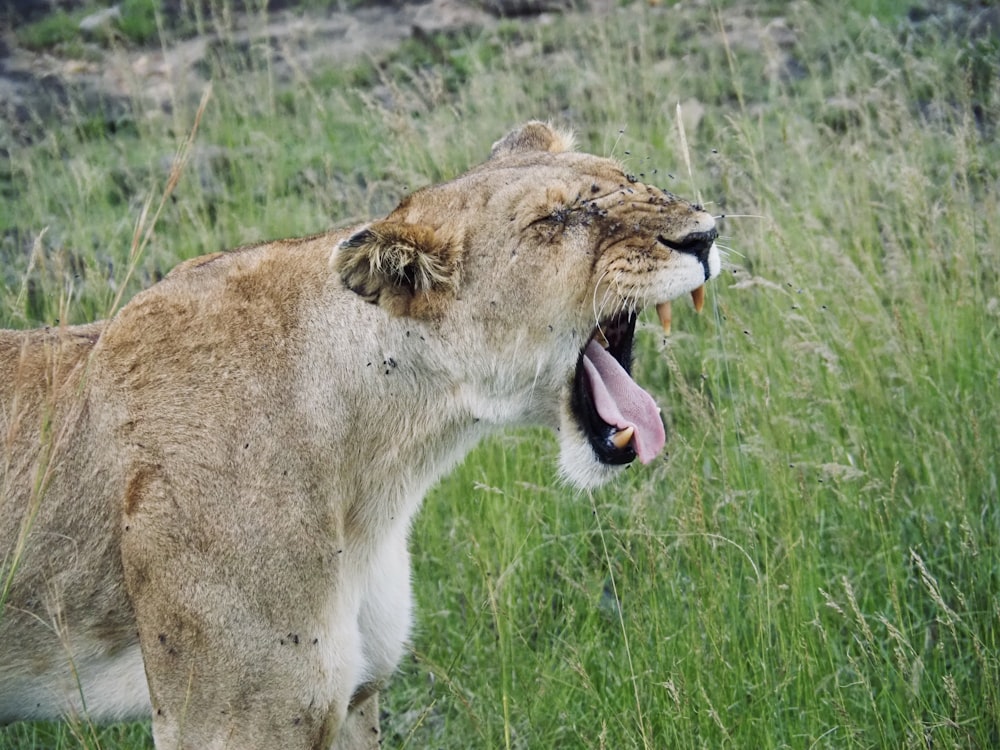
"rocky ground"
0,1,994,147
0,0,589,148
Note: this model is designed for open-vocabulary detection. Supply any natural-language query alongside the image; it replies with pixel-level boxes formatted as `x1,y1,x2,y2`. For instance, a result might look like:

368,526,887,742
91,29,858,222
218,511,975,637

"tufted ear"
489,120,576,160
334,220,460,318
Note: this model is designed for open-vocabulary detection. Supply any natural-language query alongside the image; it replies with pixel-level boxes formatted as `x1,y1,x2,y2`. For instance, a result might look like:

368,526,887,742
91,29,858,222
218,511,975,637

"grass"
2,0,999,747
15,1,163,50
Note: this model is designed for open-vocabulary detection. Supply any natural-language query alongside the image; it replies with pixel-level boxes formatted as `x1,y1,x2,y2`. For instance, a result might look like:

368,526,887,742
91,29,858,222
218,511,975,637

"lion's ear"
490,121,575,160
335,220,460,318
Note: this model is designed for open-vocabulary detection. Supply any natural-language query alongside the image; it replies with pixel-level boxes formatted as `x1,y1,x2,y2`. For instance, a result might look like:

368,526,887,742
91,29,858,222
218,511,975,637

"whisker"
527,355,543,406
592,270,623,340
612,273,628,304
596,284,618,324
715,243,744,261
609,126,627,159
591,270,611,326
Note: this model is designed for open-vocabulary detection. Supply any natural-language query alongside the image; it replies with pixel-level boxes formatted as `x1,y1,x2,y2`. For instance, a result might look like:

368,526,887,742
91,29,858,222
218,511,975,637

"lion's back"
0,322,105,402
0,322,107,556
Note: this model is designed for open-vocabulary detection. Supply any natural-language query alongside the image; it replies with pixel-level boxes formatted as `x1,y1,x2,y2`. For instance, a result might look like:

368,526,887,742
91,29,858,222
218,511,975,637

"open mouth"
570,287,706,466
571,311,664,466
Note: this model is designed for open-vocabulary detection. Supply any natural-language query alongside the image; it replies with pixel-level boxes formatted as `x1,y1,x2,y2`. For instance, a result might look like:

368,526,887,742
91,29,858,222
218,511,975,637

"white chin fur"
557,430,627,489
707,243,722,280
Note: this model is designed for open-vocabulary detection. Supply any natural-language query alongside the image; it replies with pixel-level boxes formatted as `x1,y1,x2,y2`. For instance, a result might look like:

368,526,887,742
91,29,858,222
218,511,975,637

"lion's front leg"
121,494,363,749
131,580,361,750
332,691,381,750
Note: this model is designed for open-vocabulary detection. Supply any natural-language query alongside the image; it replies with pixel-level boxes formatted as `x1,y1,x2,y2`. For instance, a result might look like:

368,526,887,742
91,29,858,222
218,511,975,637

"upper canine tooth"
594,328,609,348
656,300,672,335
611,426,634,449
691,285,706,313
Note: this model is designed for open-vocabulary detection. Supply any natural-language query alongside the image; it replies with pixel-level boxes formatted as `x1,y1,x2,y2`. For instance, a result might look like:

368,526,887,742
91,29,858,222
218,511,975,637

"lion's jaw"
335,122,721,490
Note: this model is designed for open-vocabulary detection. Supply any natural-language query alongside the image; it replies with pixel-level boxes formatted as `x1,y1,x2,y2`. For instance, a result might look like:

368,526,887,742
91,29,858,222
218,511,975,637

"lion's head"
335,121,720,487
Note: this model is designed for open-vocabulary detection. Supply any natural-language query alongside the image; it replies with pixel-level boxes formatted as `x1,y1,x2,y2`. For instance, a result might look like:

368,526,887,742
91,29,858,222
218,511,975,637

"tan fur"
0,122,720,748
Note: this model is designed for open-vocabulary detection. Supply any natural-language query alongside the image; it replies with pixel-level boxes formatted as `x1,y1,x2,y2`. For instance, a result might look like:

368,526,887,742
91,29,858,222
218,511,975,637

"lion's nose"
656,228,718,265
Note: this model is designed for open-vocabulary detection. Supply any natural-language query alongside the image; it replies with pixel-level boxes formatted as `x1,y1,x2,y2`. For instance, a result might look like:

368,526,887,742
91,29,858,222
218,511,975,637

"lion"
0,121,720,749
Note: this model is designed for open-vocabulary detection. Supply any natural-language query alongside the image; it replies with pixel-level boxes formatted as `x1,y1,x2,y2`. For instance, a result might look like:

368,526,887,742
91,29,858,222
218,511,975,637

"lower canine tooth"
691,285,706,312
656,301,672,335
611,426,634,449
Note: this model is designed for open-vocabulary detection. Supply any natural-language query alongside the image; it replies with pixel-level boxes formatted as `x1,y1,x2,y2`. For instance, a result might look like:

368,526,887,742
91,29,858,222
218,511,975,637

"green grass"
14,2,161,49
2,0,999,747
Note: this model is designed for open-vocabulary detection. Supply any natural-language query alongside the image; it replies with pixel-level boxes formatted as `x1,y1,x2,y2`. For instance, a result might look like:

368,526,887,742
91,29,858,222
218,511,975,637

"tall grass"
2,1,998,748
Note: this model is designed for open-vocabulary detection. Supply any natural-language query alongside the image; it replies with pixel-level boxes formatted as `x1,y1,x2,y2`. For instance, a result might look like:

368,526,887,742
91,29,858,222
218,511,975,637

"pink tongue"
581,341,666,464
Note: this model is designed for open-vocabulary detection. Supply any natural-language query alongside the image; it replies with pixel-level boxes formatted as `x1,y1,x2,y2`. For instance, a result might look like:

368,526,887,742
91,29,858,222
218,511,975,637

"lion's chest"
325,520,415,694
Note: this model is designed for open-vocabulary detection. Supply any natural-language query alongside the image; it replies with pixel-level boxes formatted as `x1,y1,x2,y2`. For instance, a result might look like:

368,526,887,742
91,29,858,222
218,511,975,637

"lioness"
0,122,720,749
